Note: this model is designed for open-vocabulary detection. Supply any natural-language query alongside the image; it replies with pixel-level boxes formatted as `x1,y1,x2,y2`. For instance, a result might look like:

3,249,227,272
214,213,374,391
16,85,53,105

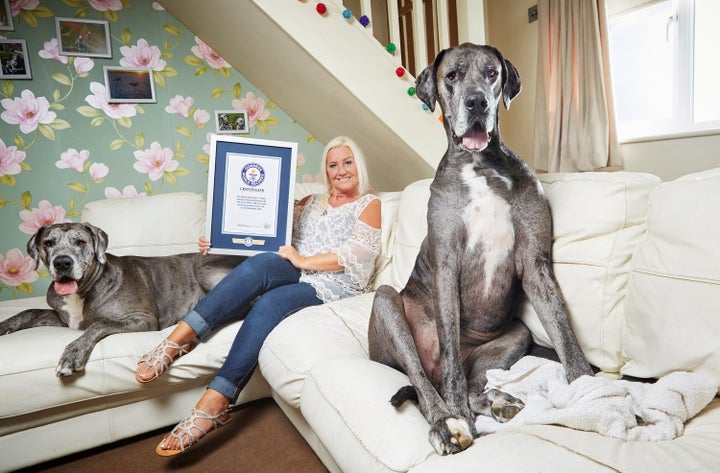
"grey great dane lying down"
0,222,245,377
368,43,593,455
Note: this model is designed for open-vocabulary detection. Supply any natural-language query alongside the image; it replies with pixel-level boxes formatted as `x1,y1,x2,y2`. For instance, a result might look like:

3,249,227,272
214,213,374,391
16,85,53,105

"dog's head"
27,223,109,296
416,43,521,152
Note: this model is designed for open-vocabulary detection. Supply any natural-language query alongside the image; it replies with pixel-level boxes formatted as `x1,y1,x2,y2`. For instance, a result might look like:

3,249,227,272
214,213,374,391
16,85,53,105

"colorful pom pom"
422,103,430,111
407,86,416,96
386,42,397,54
395,67,406,77
359,15,370,27
342,8,352,19
316,3,327,14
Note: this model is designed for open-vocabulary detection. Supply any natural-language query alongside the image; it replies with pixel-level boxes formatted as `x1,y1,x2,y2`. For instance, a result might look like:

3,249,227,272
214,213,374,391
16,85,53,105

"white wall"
485,0,720,180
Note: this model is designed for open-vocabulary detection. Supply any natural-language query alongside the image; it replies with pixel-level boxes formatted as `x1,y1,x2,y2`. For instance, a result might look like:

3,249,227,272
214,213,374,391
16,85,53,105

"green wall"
0,0,325,301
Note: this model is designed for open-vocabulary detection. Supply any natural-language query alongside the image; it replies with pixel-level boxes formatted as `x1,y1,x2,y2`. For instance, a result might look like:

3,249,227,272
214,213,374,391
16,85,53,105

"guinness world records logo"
241,162,265,186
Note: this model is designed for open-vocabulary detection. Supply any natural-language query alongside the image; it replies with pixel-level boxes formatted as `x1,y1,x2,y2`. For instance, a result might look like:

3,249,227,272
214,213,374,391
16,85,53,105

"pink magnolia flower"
1,90,57,134
165,95,194,118
133,142,178,181
193,109,210,126
231,92,270,129
19,200,71,235
119,39,166,71
0,248,38,286
38,38,68,64
191,37,230,69
104,185,146,199
86,82,137,119
10,0,39,16
202,132,213,155
89,162,109,181
0,140,26,176
74,57,94,74
56,148,89,173
88,0,123,11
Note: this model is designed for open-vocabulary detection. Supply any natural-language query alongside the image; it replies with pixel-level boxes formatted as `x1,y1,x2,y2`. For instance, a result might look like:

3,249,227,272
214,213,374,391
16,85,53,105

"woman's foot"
156,390,231,456
135,338,195,383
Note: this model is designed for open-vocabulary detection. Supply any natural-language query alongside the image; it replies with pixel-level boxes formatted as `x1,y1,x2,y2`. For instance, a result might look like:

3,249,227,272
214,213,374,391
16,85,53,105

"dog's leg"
520,250,593,382
369,285,475,455
56,312,158,377
466,319,531,423
0,309,65,334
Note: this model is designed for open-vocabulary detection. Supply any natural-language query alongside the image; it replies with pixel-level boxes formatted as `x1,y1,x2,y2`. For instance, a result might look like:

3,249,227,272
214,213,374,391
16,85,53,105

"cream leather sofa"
1,170,719,472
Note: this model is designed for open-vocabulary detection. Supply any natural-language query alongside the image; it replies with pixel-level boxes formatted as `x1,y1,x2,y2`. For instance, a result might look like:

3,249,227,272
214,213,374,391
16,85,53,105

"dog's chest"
460,165,515,285
58,294,85,329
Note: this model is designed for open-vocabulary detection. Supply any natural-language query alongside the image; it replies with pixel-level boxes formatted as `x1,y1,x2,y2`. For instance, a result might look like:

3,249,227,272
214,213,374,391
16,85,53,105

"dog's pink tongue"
462,130,490,150
54,280,78,296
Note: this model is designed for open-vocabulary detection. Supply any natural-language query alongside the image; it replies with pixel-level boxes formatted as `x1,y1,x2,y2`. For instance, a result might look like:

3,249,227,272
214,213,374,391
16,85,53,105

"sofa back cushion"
622,167,720,383
519,172,660,374
81,192,207,256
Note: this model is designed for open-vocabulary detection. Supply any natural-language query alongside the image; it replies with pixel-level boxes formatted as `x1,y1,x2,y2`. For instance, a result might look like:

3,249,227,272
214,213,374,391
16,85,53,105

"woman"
135,136,381,456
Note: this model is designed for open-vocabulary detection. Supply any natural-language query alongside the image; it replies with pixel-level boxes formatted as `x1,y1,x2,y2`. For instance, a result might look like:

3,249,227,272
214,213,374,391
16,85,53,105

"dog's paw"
56,343,87,377
428,417,474,455
487,388,524,423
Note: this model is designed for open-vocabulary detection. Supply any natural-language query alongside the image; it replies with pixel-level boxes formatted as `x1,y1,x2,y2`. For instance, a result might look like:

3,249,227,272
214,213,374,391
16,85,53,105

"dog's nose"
464,94,488,112
53,255,74,271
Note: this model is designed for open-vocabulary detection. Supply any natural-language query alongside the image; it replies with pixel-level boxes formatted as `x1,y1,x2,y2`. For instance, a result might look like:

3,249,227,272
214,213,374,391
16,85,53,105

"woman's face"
325,146,359,195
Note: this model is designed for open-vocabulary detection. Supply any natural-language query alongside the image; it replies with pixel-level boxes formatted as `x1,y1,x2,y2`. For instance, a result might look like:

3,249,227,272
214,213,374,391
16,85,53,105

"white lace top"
292,193,381,302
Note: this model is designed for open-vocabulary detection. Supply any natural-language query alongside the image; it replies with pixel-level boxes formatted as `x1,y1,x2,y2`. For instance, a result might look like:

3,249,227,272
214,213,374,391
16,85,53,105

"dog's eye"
486,69,499,80
446,71,458,82
75,239,87,247
43,240,55,248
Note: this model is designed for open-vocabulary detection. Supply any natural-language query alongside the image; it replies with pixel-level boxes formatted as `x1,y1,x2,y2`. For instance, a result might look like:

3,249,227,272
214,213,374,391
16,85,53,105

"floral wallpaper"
0,0,326,301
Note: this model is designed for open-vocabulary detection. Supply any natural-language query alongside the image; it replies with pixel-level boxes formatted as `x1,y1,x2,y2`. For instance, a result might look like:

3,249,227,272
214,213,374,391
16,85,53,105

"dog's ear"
484,45,522,109
84,223,109,265
415,49,448,112
501,58,522,110
26,226,47,270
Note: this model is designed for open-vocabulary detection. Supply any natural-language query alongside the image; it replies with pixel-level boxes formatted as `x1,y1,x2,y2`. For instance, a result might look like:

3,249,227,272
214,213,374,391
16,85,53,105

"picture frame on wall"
205,135,298,256
215,110,249,134
55,17,111,58
103,66,157,103
0,39,31,79
0,0,14,31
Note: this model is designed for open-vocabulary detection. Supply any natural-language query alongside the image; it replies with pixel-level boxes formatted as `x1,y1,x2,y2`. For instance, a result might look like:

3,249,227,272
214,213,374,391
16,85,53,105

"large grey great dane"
368,43,593,455
0,223,245,377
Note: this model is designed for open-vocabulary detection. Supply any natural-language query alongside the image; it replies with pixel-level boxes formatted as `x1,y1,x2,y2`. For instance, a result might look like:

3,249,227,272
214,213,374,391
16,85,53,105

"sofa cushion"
81,192,207,256
622,167,720,382
259,293,375,408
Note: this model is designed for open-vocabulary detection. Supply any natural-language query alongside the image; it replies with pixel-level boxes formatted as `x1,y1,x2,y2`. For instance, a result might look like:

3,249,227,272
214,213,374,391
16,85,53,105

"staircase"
159,0,450,191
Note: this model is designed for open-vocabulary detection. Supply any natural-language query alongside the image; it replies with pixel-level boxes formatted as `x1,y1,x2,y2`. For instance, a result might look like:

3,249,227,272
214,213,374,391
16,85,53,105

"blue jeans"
183,252,322,402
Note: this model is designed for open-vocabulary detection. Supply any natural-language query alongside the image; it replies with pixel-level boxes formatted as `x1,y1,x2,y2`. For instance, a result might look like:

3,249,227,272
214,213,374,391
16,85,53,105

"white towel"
474,356,718,441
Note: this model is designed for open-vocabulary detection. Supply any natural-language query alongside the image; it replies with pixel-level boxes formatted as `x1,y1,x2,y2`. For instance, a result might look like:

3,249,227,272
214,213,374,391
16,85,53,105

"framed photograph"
55,17,111,58
205,135,298,256
103,66,157,103
0,39,31,79
215,110,249,134
0,0,14,31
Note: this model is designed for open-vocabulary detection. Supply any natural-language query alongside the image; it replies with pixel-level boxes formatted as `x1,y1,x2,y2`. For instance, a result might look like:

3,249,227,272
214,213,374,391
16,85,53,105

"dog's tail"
390,385,418,408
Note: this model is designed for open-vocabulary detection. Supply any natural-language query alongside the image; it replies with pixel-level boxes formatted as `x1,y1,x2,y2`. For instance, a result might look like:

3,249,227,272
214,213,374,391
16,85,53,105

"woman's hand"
277,245,305,268
199,236,211,256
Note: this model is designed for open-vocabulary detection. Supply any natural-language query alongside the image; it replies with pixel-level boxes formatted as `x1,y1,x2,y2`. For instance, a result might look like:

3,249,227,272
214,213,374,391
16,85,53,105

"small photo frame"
215,110,249,134
0,39,31,79
205,135,298,256
103,66,157,103
0,0,14,31
56,17,111,58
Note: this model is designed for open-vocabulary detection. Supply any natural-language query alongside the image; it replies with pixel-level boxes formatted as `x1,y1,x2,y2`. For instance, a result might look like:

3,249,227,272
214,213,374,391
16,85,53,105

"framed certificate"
206,135,298,255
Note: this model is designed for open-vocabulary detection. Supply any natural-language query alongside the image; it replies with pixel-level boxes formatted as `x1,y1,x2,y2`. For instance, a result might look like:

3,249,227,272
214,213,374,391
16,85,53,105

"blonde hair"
321,136,370,199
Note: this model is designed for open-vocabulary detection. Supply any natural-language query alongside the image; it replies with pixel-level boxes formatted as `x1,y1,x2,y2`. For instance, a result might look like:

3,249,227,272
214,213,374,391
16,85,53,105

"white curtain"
532,0,623,172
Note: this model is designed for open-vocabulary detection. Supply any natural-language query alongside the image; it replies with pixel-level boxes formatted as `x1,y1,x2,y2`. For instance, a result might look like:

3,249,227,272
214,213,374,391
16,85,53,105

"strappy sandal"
155,408,231,456
135,338,195,383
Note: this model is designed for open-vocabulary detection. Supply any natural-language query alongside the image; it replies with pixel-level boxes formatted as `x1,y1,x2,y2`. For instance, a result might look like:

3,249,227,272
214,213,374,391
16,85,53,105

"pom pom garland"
342,8,352,19
316,3,327,15
359,15,370,27
386,42,397,54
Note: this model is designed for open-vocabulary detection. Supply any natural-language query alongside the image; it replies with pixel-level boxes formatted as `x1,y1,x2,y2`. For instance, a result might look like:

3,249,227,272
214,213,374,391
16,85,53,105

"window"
608,0,720,142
